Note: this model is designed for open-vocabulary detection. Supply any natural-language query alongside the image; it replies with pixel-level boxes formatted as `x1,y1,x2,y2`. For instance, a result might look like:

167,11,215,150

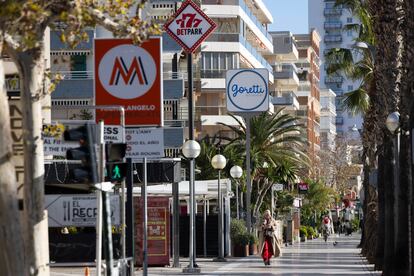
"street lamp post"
212,154,227,261
182,140,201,274
230,165,243,220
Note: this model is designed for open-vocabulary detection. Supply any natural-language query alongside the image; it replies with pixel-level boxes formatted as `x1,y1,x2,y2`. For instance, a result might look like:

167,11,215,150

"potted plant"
231,219,249,257
299,226,308,242
306,226,316,240
248,233,259,255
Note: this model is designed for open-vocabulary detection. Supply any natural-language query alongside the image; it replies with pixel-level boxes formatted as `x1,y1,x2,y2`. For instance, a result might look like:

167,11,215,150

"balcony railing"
324,8,342,16
324,35,342,43
206,33,273,73
54,71,94,80
335,117,344,125
200,69,227,79
325,76,344,83
324,22,342,29
202,0,272,42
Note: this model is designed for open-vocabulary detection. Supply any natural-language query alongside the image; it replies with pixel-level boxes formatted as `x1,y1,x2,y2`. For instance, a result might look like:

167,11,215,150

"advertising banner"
135,197,170,266
95,38,162,126
45,194,120,227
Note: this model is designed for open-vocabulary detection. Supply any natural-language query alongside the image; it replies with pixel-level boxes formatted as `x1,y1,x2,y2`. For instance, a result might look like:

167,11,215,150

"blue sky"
263,0,309,34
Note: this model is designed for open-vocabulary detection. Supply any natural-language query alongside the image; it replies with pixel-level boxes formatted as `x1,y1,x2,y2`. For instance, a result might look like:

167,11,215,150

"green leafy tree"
0,1,160,275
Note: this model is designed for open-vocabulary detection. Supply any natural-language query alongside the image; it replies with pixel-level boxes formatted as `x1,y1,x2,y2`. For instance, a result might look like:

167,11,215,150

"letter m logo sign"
109,56,148,86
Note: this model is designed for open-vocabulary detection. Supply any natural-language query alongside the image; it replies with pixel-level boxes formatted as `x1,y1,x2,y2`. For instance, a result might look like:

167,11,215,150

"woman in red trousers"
259,210,281,266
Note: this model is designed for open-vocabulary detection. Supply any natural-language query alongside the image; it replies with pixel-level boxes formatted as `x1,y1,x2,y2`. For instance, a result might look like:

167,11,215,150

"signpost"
165,1,217,273
94,38,162,126
226,69,269,234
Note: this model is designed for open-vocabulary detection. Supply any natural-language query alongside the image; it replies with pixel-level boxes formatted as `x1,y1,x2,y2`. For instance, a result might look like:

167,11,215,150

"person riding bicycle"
322,215,331,242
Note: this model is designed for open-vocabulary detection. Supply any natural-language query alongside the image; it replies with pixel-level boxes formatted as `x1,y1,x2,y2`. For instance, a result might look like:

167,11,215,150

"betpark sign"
226,69,269,113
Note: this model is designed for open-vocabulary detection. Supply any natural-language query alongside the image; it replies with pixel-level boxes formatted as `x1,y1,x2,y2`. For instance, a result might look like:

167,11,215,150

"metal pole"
96,121,105,276
125,158,134,275
393,134,400,245
143,158,148,276
218,170,224,259
246,117,252,233
225,182,231,257
172,181,180,267
189,159,195,268
271,185,274,218
236,180,239,220
102,191,114,276
187,53,198,268
203,196,207,257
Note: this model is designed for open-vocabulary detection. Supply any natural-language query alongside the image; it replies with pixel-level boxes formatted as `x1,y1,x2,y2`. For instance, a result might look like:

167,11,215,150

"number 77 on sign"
164,0,217,53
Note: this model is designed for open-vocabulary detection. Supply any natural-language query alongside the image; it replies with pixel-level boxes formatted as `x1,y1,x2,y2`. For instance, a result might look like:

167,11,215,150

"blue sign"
226,69,269,112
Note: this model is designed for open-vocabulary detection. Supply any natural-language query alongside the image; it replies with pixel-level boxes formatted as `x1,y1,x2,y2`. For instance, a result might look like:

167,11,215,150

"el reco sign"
226,69,269,113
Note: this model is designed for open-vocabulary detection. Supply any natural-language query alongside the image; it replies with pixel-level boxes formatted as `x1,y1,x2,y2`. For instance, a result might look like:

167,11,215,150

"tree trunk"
9,46,49,275
0,45,26,276
375,151,385,271
383,133,396,275
401,1,414,274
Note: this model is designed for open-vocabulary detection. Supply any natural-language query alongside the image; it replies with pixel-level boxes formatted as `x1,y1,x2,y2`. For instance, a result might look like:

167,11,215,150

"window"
347,85,353,91
347,30,353,37
284,37,291,44
347,17,353,23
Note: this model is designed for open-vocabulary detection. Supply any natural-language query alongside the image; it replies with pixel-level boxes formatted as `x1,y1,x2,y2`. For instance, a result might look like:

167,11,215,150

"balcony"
336,116,344,125
50,30,94,52
164,100,187,127
321,102,336,114
325,76,344,84
324,8,342,16
202,0,272,42
164,127,184,148
324,35,342,43
273,64,299,86
205,33,273,73
324,22,342,29
271,92,299,110
163,72,185,100
200,69,227,79
52,71,93,99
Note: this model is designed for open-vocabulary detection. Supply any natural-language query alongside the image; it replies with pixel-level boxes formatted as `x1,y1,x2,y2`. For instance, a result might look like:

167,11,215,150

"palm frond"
342,87,370,115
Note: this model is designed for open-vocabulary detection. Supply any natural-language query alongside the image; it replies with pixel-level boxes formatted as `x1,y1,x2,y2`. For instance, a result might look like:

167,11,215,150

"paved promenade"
51,233,381,276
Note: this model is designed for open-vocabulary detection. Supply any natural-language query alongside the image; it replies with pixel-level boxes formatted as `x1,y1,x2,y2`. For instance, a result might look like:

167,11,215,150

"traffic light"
105,143,127,183
64,124,98,184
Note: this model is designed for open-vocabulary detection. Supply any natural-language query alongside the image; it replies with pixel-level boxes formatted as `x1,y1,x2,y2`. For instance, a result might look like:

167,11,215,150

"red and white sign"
164,0,217,53
95,38,162,126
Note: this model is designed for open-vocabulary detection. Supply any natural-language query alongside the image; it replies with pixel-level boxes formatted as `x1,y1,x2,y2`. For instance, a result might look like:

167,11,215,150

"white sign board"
125,128,164,159
45,194,120,227
272,183,284,191
226,69,269,113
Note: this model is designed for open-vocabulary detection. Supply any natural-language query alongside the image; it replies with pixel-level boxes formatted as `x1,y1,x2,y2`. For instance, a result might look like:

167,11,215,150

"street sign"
43,125,123,157
273,183,284,191
125,128,164,159
226,69,269,112
164,0,217,53
45,194,120,227
95,38,162,126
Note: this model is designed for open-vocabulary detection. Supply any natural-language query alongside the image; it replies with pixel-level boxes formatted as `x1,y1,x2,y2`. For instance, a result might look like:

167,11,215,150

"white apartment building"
320,88,337,151
198,0,274,138
309,0,363,137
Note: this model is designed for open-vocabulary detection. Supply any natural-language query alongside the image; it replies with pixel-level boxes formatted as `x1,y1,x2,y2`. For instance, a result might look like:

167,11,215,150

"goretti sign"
164,0,217,53
95,38,162,126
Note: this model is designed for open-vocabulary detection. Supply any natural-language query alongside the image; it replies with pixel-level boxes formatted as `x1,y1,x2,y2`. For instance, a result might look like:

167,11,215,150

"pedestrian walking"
258,210,281,266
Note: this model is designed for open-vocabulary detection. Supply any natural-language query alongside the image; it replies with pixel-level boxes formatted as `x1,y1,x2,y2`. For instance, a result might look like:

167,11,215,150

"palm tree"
330,0,404,272
219,109,308,225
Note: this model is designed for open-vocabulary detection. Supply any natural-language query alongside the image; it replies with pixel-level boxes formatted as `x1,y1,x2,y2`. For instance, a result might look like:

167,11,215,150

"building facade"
198,0,274,139
320,88,337,151
309,0,363,137
294,30,321,161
